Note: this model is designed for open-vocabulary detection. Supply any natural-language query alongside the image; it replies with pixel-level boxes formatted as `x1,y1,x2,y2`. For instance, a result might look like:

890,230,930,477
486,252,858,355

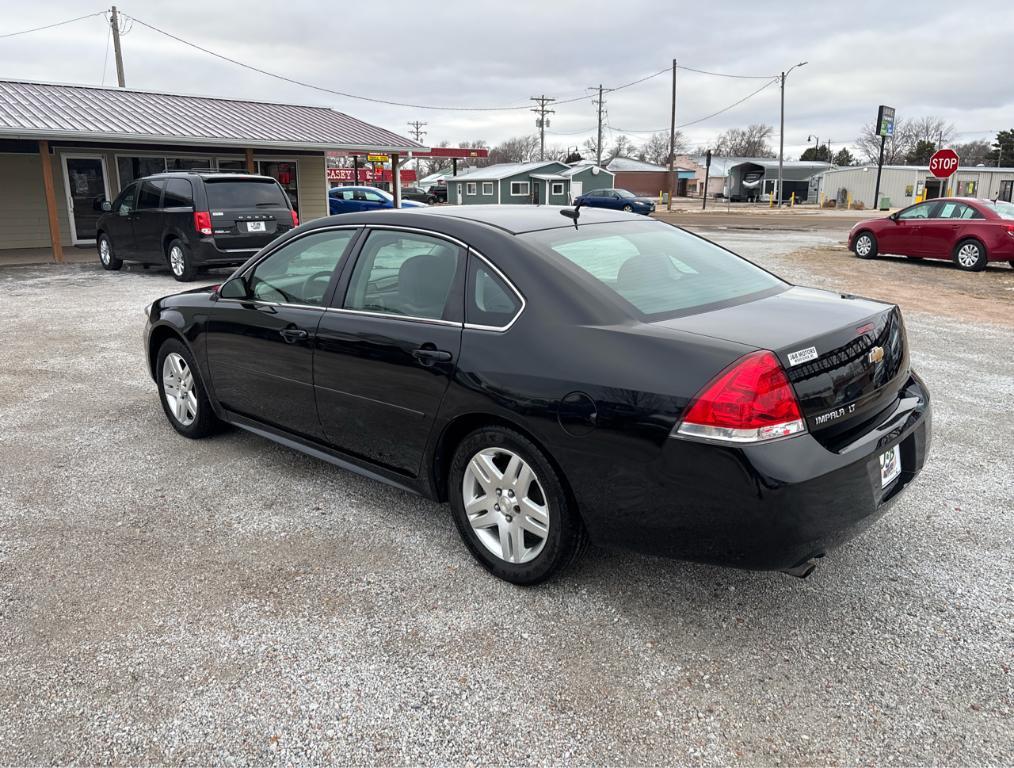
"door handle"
279,328,309,343
412,347,452,364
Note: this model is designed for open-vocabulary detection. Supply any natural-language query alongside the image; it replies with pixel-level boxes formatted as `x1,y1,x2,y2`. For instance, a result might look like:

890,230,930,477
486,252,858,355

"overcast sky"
2,0,1012,159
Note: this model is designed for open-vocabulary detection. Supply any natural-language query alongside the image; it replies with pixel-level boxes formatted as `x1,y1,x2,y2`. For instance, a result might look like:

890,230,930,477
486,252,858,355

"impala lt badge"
868,346,885,364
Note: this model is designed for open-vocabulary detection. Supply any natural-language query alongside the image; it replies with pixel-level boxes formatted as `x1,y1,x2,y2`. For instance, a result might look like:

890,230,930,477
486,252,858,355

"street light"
777,61,808,207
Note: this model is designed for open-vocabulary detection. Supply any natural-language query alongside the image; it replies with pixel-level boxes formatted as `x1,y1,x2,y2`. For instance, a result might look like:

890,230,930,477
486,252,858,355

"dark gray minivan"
95,171,299,281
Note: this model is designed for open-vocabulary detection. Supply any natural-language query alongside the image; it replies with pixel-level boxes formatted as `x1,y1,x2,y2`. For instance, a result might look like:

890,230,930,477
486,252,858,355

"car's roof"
385,204,641,234
146,171,276,181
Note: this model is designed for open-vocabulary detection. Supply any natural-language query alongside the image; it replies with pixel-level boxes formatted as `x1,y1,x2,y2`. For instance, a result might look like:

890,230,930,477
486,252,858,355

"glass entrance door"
62,156,109,244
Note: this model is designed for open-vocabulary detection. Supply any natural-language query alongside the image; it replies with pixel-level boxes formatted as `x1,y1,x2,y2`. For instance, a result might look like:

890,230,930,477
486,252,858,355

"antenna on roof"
560,202,582,229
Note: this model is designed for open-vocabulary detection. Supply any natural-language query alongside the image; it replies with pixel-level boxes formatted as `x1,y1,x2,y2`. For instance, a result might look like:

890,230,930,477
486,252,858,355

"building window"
510,181,530,196
258,160,299,215
551,182,565,196
466,182,477,196
117,156,167,188
482,182,494,196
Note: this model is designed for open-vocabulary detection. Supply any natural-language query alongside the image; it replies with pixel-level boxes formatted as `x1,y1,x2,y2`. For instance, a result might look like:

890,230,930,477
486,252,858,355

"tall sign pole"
873,105,895,210
110,6,126,87
667,59,677,212
777,71,785,206
701,149,712,210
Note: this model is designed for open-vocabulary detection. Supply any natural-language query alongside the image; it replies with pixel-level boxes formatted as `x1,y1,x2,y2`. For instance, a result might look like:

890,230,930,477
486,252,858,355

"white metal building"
817,164,1014,210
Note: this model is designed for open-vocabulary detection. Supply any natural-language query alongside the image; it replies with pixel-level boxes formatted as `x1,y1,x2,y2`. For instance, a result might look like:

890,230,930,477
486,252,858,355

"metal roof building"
446,161,613,205
0,79,423,260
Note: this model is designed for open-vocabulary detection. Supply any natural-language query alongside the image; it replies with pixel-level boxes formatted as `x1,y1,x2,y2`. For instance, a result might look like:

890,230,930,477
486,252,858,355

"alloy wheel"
461,447,550,564
99,238,111,265
957,243,981,268
162,352,197,426
169,245,186,277
855,235,872,257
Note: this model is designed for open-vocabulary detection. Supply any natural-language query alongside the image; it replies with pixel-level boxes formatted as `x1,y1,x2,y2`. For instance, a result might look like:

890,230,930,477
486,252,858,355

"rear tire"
853,231,877,259
953,239,987,271
155,338,218,439
97,234,122,271
448,426,586,585
167,238,196,282
623,204,634,212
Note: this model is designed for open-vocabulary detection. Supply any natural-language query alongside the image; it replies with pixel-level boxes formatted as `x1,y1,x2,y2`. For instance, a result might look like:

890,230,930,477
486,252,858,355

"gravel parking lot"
1,232,1011,765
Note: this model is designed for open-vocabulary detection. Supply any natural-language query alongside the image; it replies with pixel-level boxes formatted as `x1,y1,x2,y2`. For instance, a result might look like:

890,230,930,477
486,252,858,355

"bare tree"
908,116,956,146
712,124,775,157
581,136,600,163
486,135,540,166
608,134,636,161
856,118,914,165
952,139,993,166
639,131,687,166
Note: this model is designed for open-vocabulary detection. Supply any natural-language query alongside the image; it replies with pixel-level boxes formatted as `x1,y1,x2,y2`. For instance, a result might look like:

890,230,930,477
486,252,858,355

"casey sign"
929,149,959,178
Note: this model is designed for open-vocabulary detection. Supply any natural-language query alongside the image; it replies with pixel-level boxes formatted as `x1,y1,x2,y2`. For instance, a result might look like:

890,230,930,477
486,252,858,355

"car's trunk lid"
656,286,910,449
205,178,293,250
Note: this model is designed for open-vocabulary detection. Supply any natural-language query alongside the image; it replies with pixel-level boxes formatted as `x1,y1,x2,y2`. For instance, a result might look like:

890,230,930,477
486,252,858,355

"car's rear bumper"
190,238,260,266
578,371,931,571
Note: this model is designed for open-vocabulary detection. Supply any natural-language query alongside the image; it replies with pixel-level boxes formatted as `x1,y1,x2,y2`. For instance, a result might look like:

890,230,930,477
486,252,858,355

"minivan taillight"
291,210,299,227
193,211,213,236
674,350,806,444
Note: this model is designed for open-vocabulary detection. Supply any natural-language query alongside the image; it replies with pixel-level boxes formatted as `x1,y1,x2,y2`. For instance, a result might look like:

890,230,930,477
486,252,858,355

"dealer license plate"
880,445,901,488
246,221,266,232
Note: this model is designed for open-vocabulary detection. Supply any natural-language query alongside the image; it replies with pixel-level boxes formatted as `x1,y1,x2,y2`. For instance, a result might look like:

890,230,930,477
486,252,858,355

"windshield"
985,199,1014,220
205,179,288,209
524,221,785,318
616,189,636,199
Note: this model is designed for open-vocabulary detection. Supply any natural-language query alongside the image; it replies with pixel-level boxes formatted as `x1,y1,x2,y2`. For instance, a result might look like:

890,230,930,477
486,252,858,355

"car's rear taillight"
1005,224,1014,239
291,210,299,227
193,211,213,236
674,350,806,444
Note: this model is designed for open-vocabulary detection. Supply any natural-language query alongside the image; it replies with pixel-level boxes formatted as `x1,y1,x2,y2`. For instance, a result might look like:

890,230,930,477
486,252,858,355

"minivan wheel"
97,234,122,271
167,239,196,282
448,426,586,585
156,339,218,438
853,231,877,259
953,239,987,271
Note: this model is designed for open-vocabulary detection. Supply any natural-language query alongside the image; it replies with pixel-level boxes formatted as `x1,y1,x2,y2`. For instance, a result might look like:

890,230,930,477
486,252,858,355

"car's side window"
235,229,357,306
466,255,522,328
363,190,385,203
937,202,981,220
137,179,165,210
162,179,194,209
344,230,463,321
898,202,933,220
114,183,138,214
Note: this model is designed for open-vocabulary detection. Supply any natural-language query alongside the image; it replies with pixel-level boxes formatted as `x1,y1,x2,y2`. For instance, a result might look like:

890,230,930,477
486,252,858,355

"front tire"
954,239,987,271
156,339,218,438
448,426,586,585
97,234,122,271
167,238,197,282
853,231,877,259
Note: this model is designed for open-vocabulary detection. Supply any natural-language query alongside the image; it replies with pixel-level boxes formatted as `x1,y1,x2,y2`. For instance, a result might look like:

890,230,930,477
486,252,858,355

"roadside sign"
367,154,390,163
877,105,895,137
929,148,959,178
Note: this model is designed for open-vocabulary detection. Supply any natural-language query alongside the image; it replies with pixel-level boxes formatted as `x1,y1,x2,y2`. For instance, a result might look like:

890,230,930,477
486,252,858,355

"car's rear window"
984,199,1014,220
205,179,289,209
524,221,785,318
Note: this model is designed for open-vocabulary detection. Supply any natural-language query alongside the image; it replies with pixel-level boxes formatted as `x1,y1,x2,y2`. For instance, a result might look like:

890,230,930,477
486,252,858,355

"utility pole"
592,85,605,167
667,58,677,211
407,120,427,180
777,61,807,207
110,6,125,87
530,96,556,161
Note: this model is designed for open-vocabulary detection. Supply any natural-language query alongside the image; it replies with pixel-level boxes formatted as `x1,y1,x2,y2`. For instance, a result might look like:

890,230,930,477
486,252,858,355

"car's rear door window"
344,230,463,321
137,179,164,209
524,221,785,318
162,179,194,209
466,256,522,328
206,179,288,209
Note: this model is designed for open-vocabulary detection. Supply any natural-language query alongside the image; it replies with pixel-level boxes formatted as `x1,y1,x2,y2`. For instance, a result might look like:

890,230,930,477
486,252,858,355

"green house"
447,161,613,205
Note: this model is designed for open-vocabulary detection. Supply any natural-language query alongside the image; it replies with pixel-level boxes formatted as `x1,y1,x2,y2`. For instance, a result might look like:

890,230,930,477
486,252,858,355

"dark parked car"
327,185,427,214
850,197,1014,271
144,205,931,584
401,185,439,204
96,172,298,282
574,188,656,215
428,184,448,203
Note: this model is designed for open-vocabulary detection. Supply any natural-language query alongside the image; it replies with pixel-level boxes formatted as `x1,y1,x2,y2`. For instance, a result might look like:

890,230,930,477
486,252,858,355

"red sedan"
849,197,1014,271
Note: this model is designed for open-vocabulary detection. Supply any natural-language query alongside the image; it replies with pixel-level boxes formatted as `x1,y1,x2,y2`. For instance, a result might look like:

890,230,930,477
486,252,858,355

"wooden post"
391,153,401,208
38,140,64,264
245,148,255,174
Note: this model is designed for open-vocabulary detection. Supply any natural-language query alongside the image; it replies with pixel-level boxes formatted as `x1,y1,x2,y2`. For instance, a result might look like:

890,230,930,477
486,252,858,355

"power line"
677,64,775,80
0,11,104,39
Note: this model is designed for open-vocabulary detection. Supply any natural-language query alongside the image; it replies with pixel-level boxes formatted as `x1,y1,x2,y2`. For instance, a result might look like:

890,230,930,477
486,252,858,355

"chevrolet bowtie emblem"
867,346,885,364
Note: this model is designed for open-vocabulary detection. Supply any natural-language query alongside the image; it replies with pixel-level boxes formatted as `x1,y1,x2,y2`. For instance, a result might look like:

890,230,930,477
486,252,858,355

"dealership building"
817,164,1014,210
0,79,423,260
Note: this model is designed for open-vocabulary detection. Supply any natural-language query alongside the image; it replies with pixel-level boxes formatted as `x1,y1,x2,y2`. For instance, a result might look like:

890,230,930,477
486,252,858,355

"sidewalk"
0,247,95,267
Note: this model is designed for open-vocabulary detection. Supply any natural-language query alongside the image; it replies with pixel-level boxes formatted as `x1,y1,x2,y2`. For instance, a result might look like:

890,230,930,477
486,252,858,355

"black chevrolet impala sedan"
143,205,931,584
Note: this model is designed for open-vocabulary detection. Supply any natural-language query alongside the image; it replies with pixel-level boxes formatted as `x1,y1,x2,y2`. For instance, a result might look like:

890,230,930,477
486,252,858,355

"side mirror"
219,276,249,299
94,196,111,212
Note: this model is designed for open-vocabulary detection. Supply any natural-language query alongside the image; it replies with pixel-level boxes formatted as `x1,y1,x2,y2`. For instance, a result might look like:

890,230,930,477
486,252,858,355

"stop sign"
929,148,960,178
